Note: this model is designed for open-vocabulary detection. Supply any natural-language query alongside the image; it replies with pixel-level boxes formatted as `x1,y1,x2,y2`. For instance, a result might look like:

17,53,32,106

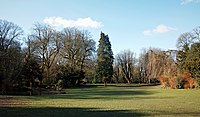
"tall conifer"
96,32,114,86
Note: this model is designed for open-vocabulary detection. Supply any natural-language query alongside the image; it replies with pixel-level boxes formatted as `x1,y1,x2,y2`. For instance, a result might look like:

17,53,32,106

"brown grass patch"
0,96,31,107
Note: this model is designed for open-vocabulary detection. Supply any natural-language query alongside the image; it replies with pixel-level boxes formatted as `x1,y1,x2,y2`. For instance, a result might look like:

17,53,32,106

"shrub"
177,71,195,89
169,77,177,89
160,71,196,89
160,75,169,88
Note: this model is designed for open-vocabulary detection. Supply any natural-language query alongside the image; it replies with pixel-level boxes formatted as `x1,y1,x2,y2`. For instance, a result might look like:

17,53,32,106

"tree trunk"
29,81,32,96
104,81,107,87
39,80,42,95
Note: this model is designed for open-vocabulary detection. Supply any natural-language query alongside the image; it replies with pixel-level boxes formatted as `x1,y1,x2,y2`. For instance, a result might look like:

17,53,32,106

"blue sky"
1,0,200,56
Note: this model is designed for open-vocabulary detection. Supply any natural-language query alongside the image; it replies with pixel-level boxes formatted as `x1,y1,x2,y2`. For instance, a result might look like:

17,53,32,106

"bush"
56,66,85,88
160,75,169,88
177,71,195,89
169,77,177,89
160,71,196,89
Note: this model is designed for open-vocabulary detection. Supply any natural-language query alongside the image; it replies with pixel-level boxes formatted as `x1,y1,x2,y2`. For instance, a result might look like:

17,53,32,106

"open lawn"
0,84,200,117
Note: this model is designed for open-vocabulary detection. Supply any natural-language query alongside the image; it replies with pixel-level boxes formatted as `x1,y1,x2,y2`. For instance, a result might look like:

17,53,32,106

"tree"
0,19,23,94
96,32,114,86
176,33,193,71
176,27,200,79
29,23,61,84
58,28,96,86
190,26,200,79
138,48,177,84
20,57,43,95
115,50,137,84
19,37,43,95
186,42,200,78
59,28,95,70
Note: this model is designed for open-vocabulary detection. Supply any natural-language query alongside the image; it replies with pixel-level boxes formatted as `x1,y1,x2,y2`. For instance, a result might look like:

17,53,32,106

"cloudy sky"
1,0,200,56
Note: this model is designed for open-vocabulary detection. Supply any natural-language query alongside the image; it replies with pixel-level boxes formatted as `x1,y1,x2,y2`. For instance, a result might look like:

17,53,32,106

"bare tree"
177,32,193,51
0,19,23,53
138,48,177,84
115,50,136,84
59,28,95,70
29,23,61,83
58,28,96,85
193,26,200,42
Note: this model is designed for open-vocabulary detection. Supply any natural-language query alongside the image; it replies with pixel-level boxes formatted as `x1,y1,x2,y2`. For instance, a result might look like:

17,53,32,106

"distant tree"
138,48,177,84
0,19,23,94
115,50,137,84
96,32,114,86
138,49,148,83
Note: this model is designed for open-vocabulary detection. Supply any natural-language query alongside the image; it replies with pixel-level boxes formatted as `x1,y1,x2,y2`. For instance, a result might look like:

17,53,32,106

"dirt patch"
0,96,31,107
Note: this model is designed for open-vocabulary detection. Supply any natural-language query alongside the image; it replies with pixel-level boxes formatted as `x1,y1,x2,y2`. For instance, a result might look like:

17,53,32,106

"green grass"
1,84,200,117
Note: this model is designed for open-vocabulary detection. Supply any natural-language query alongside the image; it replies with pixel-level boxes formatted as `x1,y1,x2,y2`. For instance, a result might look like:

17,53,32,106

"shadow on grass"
77,83,160,88
37,89,155,100
0,107,148,117
25,84,160,100
1,84,159,101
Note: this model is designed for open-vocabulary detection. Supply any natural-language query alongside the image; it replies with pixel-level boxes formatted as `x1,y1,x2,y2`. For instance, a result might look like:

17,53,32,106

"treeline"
0,19,199,95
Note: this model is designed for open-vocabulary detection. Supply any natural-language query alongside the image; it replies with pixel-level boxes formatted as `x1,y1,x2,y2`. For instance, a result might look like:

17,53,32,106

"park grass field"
0,84,200,117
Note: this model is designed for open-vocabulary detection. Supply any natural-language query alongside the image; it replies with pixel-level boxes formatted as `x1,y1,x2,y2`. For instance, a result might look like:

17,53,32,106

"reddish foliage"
180,71,195,89
169,77,176,89
160,75,168,88
181,71,192,79
160,71,196,89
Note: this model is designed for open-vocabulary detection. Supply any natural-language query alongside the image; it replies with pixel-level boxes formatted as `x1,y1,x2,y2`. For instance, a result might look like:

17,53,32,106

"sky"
1,0,200,56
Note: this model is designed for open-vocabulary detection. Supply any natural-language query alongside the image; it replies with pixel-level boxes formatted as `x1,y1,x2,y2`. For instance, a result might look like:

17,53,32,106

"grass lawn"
0,84,200,117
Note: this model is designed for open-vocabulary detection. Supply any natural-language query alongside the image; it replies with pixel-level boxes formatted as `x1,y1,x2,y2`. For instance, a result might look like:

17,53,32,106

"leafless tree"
138,48,177,84
193,26,200,42
29,23,61,83
59,28,95,70
0,19,23,53
115,50,137,84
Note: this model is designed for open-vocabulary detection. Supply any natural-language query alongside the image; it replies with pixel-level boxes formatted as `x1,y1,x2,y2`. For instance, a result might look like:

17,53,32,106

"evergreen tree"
96,32,114,86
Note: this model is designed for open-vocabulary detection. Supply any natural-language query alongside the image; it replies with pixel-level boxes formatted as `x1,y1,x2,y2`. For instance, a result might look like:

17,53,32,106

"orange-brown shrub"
177,71,195,89
160,76,177,89
169,76,177,89
160,71,196,89
160,75,169,88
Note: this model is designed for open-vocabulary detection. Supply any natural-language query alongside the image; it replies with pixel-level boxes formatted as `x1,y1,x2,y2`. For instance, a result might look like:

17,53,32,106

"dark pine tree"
96,32,114,86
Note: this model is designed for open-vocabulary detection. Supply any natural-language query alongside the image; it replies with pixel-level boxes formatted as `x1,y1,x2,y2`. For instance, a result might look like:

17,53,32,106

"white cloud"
153,25,177,33
143,30,152,36
181,0,200,5
143,24,177,36
43,17,104,29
